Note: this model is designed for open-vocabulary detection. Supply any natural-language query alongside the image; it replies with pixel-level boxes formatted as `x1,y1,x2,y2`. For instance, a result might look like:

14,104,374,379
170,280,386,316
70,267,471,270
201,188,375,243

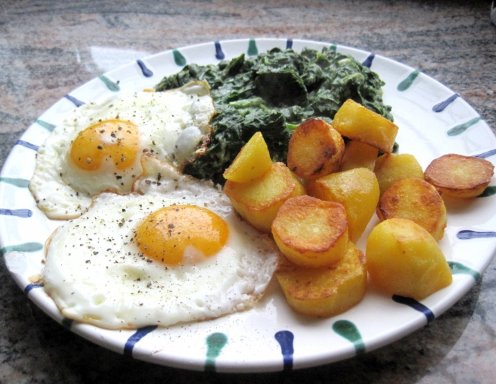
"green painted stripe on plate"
449,261,481,281
204,332,228,372
35,119,56,132
447,116,482,136
0,242,43,257
173,49,187,66
0,177,30,188
247,38,258,56
99,75,120,92
397,69,420,91
332,320,365,355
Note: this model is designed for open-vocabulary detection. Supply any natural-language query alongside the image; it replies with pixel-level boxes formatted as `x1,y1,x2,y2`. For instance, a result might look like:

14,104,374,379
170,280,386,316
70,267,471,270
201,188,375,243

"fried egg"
29,81,215,219
42,164,279,329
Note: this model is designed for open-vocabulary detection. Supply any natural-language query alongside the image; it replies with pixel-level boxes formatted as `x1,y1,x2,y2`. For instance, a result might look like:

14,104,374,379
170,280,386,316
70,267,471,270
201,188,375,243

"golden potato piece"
223,131,272,183
332,99,398,153
307,168,379,242
340,140,379,171
424,154,494,198
287,118,345,180
276,242,367,318
377,178,447,240
271,195,349,268
366,218,452,300
374,153,424,194
224,162,305,233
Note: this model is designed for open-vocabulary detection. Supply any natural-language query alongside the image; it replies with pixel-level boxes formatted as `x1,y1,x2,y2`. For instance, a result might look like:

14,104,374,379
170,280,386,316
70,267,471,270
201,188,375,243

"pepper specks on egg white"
29,81,215,219
43,174,279,329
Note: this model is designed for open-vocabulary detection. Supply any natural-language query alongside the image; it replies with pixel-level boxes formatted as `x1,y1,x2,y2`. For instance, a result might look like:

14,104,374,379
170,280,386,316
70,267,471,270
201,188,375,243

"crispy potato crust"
374,153,424,195
306,168,380,242
340,140,379,171
223,131,272,183
271,195,349,268
366,218,452,300
287,118,345,180
377,178,447,240
332,99,398,153
224,162,305,232
424,154,494,198
276,242,367,317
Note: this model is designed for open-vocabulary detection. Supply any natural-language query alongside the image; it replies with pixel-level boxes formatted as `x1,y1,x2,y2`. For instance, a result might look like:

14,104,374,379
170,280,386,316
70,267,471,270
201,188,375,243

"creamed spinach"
155,47,393,184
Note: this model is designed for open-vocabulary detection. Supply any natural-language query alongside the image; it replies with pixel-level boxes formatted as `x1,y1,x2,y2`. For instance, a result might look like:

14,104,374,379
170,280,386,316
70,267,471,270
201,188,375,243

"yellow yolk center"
135,205,229,266
70,119,139,171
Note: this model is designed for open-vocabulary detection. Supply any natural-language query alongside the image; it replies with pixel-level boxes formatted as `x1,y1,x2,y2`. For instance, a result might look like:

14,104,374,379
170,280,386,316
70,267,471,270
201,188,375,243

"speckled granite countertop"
1,1,496,383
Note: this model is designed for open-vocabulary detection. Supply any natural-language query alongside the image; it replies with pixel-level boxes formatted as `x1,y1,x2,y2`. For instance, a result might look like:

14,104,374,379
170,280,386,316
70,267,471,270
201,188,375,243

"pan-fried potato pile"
223,99,494,318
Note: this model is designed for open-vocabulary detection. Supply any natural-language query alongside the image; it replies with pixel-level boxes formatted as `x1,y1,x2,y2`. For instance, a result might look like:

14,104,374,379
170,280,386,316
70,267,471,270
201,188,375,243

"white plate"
1,38,495,373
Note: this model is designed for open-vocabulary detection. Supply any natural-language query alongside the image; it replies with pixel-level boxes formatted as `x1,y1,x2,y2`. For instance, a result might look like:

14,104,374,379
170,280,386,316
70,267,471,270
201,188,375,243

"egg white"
43,174,280,329
29,81,214,219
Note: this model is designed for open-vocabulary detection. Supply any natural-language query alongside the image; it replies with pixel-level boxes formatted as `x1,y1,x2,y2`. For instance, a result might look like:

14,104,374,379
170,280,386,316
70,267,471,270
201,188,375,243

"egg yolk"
135,205,229,266
70,119,139,171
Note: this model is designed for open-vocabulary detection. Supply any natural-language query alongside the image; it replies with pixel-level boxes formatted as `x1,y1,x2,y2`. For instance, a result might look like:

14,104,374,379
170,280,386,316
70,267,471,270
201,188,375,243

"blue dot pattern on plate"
205,332,228,372
98,75,120,91
449,261,481,281
457,230,496,240
392,295,435,322
35,119,56,132
24,283,43,294
274,330,294,370
15,139,38,151
136,59,154,77
362,53,375,68
214,41,225,60
64,94,85,107
0,208,32,218
475,148,496,159
123,325,157,357
432,93,459,112
332,320,365,355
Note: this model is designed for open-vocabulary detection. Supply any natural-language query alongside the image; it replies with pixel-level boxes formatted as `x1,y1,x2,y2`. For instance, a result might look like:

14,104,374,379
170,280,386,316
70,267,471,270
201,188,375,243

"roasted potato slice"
377,178,447,240
332,99,398,153
307,168,379,242
340,140,379,171
287,118,345,180
223,131,272,183
374,153,424,195
424,154,494,198
276,242,367,318
366,218,452,300
224,162,305,233
271,195,349,268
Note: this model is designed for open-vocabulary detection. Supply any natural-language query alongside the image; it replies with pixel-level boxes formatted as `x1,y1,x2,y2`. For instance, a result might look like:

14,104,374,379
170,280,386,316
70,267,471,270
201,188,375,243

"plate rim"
1,37,495,373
